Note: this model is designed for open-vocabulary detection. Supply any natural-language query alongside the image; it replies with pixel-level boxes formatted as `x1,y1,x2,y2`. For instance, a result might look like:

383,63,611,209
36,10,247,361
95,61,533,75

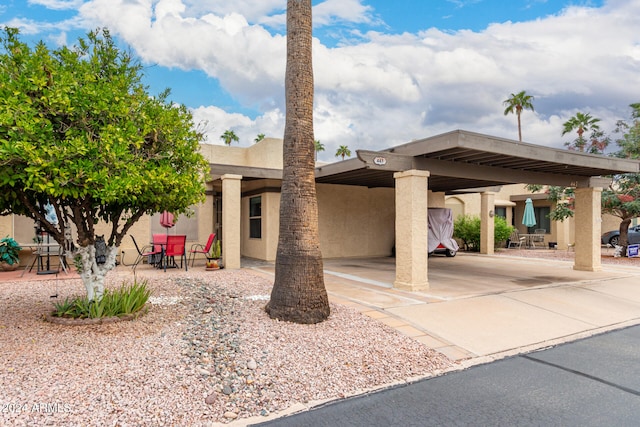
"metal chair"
188,233,216,267
508,230,526,249
131,235,161,271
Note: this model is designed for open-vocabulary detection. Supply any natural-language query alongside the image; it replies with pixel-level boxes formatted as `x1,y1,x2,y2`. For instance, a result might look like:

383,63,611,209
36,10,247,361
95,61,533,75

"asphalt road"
254,325,640,427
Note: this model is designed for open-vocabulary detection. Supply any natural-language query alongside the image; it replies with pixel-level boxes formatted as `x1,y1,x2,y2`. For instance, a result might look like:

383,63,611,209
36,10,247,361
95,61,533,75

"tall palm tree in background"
503,90,535,142
254,133,265,143
562,112,601,152
265,0,330,324
220,129,239,145
335,145,351,160
314,140,324,161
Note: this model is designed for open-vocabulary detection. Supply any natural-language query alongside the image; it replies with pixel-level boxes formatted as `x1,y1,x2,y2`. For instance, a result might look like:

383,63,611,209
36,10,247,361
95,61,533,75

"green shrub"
453,215,514,251
52,279,151,319
494,216,514,246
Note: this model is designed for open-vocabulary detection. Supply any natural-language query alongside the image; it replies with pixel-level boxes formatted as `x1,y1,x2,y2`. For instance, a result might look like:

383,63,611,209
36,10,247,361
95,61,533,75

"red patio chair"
164,235,187,272
188,233,216,267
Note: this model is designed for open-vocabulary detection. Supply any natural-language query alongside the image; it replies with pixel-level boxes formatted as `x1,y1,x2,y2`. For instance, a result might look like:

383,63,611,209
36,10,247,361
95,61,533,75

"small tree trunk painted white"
75,244,118,301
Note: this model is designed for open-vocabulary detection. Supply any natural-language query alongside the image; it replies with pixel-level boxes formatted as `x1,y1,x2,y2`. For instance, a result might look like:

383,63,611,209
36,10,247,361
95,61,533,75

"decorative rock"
197,367,210,376
203,307,213,314
247,358,257,370
223,411,238,419
204,393,217,405
222,384,233,395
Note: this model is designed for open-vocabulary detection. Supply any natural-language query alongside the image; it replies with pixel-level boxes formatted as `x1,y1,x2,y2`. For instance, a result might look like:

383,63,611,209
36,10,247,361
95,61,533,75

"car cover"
428,208,459,253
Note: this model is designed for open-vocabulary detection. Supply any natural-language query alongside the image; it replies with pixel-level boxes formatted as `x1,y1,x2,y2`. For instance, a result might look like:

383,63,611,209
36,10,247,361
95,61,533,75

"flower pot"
205,259,220,270
0,261,18,271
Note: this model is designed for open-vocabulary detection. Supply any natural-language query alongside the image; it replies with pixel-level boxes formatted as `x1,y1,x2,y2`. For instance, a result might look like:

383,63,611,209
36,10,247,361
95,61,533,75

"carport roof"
314,130,640,194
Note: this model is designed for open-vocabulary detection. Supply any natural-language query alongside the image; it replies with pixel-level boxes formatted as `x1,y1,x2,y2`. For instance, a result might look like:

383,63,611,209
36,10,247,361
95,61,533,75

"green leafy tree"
314,140,324,161
335,145,351,160
266,0,330,324
562,112,602,152
528,104,640,255
254,133,265,143
604,103,640,250
503,90,535,142
613,103,640,159
220,129,239,145
0,28,208,299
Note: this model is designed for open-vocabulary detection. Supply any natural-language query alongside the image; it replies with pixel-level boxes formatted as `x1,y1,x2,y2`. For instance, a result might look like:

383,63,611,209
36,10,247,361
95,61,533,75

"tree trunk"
619,217,632,257
265,0,330,324
76,245,118,300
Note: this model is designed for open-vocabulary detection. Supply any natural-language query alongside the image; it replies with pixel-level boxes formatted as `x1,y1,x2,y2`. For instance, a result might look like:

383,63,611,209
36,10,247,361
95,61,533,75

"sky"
1,0,639,161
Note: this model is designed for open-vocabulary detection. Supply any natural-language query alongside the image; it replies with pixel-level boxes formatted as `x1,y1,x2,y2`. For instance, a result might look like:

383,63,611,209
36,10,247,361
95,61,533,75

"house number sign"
373,156,387,166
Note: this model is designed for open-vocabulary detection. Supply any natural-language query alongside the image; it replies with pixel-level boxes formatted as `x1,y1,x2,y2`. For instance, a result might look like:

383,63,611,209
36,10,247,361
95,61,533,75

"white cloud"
191,105,285,146
9,0,640,159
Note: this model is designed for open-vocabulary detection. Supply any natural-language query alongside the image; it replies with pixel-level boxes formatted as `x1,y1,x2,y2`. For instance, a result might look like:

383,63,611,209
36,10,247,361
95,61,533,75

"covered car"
428,208,459,257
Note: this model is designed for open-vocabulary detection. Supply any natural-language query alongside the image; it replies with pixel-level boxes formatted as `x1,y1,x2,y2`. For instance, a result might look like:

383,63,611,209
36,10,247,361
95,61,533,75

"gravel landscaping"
0,268,452,426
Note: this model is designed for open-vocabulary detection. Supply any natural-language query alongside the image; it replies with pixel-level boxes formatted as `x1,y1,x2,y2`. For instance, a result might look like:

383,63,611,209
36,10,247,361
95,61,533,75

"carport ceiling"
315,130,640,193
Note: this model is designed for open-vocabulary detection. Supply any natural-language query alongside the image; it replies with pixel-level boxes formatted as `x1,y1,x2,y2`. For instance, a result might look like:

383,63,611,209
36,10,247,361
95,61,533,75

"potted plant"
206,240,222,270
0,236,22,271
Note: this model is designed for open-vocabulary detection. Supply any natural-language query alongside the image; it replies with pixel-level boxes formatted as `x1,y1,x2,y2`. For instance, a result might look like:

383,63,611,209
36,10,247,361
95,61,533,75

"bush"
52,279,151,319
494,216,514,246
453,215,514,251
454,215,481,251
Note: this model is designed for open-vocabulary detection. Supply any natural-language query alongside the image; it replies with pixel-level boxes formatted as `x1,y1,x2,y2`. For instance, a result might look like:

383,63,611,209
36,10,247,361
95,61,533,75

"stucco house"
2,130,638,291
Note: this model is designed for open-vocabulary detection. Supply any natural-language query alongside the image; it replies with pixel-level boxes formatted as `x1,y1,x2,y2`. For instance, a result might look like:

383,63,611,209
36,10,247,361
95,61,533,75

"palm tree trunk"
265,0,330,324
517,112,522,142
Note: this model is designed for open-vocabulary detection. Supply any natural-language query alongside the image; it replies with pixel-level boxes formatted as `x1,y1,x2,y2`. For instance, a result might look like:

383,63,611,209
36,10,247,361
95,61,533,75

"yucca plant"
51,279,151,319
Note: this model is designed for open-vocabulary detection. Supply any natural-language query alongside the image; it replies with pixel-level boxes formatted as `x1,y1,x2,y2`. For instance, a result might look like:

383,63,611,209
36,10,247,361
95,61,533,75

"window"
249,196,262,239
151,209,198,240
495,207,507,219
528,206,550,233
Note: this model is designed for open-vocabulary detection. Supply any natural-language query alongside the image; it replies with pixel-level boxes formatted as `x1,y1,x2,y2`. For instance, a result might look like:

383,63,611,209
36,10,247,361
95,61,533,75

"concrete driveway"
248,253,640,363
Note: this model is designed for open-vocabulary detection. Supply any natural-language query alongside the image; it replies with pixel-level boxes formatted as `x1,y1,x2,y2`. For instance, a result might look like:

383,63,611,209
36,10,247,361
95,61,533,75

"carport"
315,130,640,291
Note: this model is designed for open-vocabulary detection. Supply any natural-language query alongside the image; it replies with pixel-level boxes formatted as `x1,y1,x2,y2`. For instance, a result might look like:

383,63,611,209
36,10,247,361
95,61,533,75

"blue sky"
1,0,637,160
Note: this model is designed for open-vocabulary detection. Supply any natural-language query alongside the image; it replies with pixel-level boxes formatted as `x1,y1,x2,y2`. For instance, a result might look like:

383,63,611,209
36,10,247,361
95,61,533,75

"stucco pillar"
573,186,602,272
480,192,496,255
393,170,430,291
221,174,242,269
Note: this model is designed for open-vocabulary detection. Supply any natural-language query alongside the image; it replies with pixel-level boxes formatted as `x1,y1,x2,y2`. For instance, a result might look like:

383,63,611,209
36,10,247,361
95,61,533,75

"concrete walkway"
248,252,640,364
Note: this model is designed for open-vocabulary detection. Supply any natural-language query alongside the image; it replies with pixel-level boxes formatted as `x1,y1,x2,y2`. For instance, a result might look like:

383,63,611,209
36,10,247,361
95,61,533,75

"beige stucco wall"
317,184,396,258
241,191,281,261
0,215,11,239
199,138,283,169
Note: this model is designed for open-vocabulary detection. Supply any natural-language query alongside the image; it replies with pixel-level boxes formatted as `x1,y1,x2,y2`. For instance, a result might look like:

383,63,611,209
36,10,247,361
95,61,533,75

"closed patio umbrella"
160,211,176,236
522,198,537,228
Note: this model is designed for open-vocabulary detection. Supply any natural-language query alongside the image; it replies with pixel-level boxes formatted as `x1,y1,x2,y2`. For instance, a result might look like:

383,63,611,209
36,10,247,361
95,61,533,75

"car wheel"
609,236,619,247
445,249,456,257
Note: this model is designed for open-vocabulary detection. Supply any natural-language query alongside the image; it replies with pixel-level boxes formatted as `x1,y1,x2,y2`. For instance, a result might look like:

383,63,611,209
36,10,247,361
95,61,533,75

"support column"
393,170,430,291
573,186,602,271
221,174,242,269
480,192,496,255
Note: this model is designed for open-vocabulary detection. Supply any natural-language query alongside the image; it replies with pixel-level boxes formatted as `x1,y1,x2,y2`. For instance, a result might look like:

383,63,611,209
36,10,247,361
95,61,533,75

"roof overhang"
315,130,639,193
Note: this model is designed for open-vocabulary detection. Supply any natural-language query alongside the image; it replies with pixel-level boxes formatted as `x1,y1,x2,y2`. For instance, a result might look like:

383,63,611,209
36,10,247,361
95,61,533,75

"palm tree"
220,129,239,146
254,133,265,143
314,140,324,161
503,90,535,142
265,0,329,324
335,145,351,160
562,112,601,152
